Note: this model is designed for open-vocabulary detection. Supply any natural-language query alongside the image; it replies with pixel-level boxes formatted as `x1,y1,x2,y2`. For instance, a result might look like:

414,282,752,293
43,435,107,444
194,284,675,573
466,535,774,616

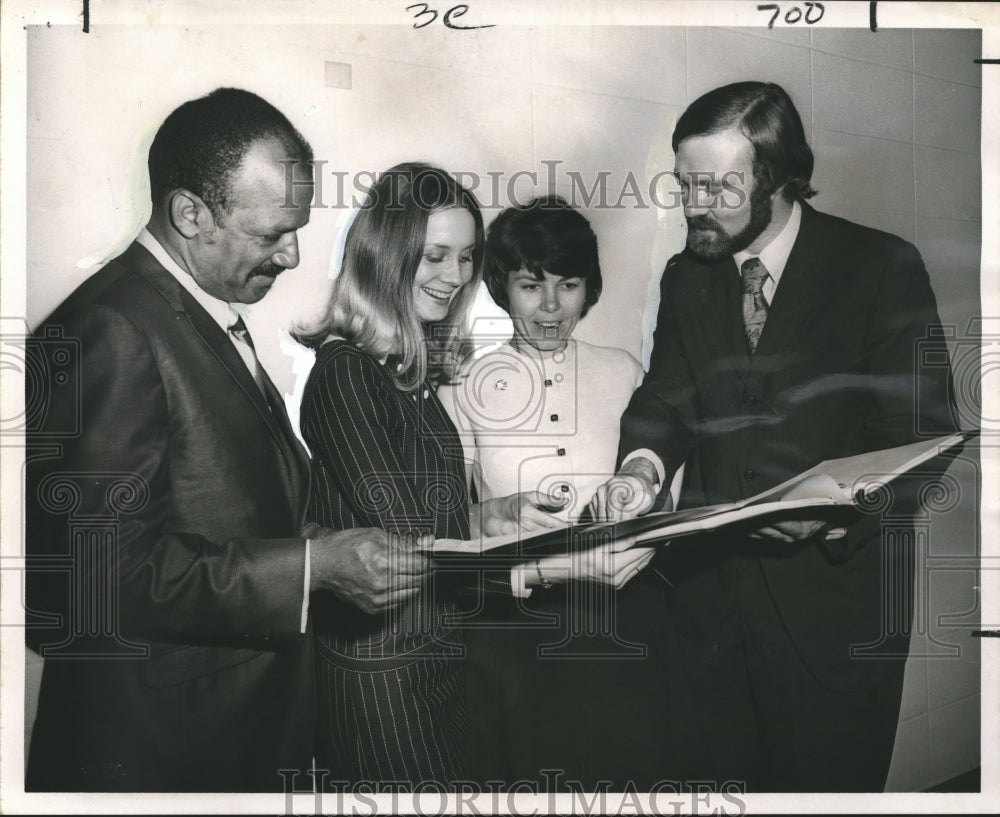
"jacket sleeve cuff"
622,449,665,487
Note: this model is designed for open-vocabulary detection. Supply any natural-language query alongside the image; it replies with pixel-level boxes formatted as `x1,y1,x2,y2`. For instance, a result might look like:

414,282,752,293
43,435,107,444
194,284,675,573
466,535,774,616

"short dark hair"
147,87,313,221
673,81,817,202
484,195,602,318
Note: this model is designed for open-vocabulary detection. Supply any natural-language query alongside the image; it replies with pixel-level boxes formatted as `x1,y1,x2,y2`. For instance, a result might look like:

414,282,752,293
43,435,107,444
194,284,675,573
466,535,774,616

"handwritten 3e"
406,3,495,30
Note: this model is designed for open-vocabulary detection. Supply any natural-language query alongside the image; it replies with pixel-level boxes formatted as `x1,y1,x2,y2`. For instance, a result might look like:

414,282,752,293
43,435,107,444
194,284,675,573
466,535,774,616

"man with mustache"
591,81,957,791
25,87,428,792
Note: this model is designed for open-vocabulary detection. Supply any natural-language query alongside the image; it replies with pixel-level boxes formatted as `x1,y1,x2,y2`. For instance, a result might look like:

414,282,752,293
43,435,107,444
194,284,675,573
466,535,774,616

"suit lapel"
180,298,313,523
261,374,312,520
179,292,283,431
127,244,309,480
754,204,839,359
699,256,752,387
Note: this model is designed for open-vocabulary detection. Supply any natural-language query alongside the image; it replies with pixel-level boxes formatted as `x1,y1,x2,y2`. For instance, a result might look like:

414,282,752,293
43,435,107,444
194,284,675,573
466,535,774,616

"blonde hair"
296,163,484,391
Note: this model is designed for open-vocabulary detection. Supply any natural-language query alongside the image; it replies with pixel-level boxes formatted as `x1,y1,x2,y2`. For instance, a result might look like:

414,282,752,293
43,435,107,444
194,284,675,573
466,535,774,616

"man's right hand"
307,527,431,615
588,457,664,522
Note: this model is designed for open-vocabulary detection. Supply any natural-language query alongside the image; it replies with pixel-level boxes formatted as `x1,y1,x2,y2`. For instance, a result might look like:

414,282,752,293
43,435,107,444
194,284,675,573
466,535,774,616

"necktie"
228,315,269,400
741,257,770,354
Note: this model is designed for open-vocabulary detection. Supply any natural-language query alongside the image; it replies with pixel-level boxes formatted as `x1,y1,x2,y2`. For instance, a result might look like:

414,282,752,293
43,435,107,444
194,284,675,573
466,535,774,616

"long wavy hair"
296,163,485,391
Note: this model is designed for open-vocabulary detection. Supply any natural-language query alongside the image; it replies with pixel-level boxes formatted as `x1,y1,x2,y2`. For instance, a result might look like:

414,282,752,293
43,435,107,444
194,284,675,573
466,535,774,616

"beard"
685,183,774,261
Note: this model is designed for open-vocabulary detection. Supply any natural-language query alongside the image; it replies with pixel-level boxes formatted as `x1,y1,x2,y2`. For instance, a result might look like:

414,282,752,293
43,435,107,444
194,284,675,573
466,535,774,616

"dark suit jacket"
620,203,957,691
25,242,314,791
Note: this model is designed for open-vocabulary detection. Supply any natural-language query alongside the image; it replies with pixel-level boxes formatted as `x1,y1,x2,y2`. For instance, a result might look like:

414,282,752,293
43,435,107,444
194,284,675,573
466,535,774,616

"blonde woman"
296,164,567,784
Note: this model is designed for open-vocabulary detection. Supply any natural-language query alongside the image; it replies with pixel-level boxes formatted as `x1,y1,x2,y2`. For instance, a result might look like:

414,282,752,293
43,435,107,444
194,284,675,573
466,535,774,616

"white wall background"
23,22,984,792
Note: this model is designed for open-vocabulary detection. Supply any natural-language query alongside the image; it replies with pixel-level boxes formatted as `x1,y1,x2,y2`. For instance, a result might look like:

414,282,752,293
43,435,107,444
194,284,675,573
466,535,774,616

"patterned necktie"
228,315,269,400
741,257,770,354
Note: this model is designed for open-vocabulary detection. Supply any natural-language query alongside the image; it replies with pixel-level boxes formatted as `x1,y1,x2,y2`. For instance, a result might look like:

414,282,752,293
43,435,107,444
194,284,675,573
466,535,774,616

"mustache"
252,261,284,277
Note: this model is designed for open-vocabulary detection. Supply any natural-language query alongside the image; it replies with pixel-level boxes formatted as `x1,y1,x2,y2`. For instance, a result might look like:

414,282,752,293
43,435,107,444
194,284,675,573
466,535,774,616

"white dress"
440,339,644,520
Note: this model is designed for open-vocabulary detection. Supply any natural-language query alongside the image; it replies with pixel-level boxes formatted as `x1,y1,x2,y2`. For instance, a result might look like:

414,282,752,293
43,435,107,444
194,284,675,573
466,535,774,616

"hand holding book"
751,520,847,543
471,490,569,536
528,540,657,591
427,432,973,565
587,456,664,522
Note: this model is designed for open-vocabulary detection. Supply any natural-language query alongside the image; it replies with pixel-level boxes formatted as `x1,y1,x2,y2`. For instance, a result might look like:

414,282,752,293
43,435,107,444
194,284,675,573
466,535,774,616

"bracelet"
535,560,553,590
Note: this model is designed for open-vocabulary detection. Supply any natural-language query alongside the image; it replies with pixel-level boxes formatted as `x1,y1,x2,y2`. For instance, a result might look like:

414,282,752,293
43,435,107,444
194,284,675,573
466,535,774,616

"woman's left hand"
473,491,568,536
532,539,656,589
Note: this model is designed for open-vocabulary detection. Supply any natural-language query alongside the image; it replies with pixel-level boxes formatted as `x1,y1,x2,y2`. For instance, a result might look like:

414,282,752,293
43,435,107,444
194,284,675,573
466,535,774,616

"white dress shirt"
733,199,802,305
136,228,259,371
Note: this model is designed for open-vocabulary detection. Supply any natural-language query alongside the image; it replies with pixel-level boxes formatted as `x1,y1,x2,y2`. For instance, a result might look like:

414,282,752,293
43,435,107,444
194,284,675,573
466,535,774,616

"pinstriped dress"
301,340,470,786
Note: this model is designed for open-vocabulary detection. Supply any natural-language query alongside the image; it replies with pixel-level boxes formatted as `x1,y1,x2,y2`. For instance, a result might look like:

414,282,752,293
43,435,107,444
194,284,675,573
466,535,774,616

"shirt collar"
733,199,802,286
136,227,242,331
505,338,578,364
